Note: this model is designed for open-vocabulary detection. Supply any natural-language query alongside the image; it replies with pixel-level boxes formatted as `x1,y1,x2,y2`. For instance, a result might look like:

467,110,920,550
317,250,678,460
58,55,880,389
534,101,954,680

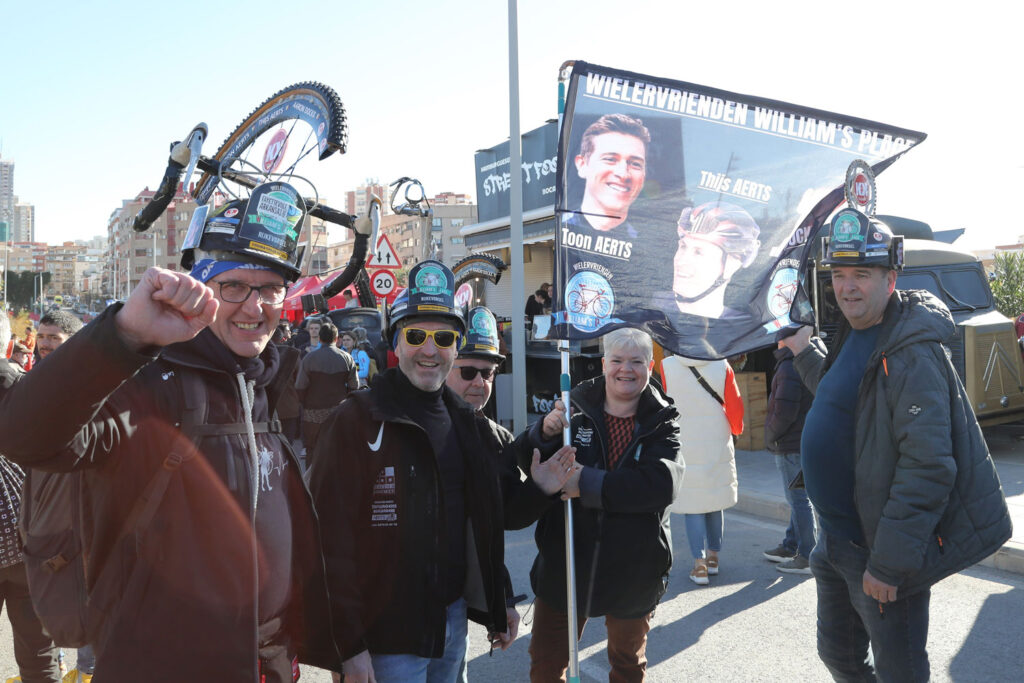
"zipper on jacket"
577,397,667,472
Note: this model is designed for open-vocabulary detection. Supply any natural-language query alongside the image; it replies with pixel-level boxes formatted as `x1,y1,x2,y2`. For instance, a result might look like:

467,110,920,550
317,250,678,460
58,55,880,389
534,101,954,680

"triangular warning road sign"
366,234,402,269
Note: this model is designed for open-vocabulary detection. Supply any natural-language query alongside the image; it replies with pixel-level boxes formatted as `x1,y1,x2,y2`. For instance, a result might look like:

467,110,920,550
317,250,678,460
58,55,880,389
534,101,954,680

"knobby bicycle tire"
193,82,347,205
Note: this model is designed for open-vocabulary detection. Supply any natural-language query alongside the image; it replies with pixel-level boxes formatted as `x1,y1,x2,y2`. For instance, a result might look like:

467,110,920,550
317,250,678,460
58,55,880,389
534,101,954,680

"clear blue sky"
2,0,1019,252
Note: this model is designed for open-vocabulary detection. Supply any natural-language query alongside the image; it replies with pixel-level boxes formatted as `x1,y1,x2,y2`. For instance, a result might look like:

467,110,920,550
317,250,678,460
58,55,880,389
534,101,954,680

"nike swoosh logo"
368,422,384,452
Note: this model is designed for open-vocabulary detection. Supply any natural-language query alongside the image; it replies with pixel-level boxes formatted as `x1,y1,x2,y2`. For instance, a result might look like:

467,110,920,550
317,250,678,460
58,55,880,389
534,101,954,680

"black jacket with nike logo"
307,368,509,660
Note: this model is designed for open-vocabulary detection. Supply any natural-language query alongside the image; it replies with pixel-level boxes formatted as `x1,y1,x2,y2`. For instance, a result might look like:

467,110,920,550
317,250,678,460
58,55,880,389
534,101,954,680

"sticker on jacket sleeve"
371,466,398,527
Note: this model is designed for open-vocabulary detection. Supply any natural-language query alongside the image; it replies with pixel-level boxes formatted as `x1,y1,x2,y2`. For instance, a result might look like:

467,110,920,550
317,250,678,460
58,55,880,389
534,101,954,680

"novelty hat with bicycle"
181,181,306,282
459,307,504,362
384,260,466,345
821,160,903,272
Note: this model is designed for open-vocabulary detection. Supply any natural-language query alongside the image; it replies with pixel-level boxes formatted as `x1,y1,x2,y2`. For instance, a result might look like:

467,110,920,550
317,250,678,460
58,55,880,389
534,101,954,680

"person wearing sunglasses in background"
308,261,577,683
444,307,581,660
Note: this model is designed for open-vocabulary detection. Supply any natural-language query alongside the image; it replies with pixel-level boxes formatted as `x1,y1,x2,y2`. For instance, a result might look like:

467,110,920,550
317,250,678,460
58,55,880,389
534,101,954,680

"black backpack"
18,366,277,647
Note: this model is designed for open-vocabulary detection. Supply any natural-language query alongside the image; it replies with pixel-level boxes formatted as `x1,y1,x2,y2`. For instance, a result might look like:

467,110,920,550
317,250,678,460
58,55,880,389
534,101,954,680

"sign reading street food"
549,61,925,359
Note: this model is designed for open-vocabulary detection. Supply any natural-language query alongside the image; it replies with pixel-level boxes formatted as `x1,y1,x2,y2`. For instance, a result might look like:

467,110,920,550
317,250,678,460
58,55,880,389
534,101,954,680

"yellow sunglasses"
402,327,461,349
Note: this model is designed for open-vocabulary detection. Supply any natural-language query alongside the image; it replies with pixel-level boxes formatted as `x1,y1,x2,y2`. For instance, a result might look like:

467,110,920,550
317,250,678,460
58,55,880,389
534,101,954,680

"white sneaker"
689,560,710,585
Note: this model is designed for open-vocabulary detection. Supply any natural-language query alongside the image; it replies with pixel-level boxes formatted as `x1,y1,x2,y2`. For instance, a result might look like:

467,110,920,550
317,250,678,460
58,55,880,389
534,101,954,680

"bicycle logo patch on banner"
238,182,304,259
561,269,620,333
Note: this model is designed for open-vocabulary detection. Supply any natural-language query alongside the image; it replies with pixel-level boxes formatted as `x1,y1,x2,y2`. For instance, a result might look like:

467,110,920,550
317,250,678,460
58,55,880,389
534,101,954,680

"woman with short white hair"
519,326,684,681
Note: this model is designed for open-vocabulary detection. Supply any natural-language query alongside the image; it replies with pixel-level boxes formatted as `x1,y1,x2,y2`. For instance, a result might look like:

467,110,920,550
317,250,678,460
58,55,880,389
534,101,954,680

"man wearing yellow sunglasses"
308,260,515,683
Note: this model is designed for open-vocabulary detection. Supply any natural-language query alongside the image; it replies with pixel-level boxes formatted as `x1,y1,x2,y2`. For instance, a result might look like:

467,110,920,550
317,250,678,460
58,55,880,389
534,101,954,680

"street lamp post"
2,240,8,310
34,272,43,315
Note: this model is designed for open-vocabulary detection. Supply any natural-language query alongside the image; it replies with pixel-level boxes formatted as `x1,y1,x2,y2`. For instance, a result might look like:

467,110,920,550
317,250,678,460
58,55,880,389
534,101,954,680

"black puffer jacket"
483,416,555,532
517,376,683,619
307,369,509,660
794,291,1012,594
764,346,813,454
0,307,342,682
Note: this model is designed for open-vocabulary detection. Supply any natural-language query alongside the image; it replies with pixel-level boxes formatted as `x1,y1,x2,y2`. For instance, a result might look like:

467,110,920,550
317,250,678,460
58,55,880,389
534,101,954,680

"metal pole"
555,61,582,683
560,339,581,682
507,0,527,434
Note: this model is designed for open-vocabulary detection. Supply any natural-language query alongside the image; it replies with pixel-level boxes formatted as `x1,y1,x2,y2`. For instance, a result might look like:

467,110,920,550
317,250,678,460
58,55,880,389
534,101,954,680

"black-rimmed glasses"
211,280,288,305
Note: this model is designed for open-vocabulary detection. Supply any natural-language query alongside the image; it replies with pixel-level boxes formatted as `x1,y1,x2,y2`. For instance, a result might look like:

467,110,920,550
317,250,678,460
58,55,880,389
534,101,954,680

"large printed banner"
551,62,925,358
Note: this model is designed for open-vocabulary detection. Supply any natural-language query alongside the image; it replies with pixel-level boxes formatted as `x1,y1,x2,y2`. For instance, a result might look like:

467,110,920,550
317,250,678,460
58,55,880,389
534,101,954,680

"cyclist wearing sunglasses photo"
308,261,575,683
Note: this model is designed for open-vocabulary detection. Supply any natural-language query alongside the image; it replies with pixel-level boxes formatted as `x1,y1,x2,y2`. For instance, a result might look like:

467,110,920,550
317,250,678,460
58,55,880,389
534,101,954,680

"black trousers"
0,561,61,682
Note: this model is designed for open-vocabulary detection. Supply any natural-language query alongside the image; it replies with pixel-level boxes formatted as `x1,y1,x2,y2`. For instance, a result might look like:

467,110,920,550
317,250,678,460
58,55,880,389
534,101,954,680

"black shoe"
777,555,812,574
763,544,797,563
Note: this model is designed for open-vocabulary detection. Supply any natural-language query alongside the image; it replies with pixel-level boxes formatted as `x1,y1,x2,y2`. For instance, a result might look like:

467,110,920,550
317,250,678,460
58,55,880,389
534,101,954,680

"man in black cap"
308,264,574,683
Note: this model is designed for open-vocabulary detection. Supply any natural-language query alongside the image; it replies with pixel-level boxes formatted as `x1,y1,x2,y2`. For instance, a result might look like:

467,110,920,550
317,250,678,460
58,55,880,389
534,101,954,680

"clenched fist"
115,268,219,352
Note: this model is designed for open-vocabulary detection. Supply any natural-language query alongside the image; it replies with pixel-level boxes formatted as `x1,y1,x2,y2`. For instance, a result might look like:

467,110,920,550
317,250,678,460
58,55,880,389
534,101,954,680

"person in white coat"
661,354,744,585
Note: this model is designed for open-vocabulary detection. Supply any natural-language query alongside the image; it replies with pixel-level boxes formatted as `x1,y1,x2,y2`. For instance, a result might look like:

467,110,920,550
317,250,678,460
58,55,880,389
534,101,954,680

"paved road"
461,512,1024,682
1,511,1021,681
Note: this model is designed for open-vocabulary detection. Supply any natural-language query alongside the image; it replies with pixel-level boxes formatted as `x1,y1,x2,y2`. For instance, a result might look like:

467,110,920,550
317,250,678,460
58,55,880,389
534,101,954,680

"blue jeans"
684,511,724,559
809,530,931,682
775,453,816,558
371,598,469,683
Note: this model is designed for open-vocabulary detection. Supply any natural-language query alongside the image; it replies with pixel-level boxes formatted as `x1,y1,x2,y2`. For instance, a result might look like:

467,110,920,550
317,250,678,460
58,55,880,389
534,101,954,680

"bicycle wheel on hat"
193,82,347,208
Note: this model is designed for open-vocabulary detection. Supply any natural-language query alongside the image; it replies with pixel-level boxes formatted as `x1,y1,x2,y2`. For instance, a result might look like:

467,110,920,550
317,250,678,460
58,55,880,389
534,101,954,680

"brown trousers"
528,596,652,683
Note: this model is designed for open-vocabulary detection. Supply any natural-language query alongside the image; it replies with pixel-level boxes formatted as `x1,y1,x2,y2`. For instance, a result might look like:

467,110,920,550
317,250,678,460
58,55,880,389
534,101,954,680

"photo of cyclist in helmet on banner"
551,61,927,359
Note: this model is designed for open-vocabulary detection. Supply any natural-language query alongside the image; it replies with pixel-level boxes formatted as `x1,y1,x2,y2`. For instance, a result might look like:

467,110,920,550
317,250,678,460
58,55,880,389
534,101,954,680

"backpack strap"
688,366,725,406
121,366,285,539
117,367,208,540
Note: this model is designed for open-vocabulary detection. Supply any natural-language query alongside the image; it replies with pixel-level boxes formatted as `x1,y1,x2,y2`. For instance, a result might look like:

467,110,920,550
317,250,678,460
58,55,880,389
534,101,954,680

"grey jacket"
794,290,1011,595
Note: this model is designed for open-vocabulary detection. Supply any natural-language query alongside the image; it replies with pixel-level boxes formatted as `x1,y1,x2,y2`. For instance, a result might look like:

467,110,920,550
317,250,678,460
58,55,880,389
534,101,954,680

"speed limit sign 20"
370,270,397,298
